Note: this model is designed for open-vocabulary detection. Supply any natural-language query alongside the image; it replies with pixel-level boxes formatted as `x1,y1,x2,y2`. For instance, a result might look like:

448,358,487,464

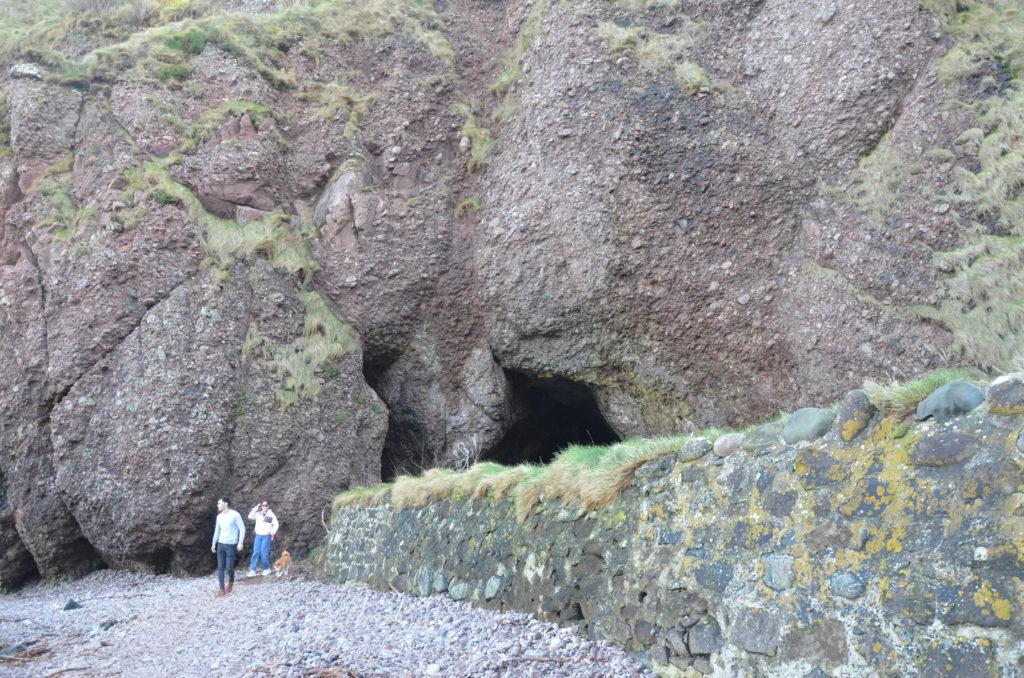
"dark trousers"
216,542,238,591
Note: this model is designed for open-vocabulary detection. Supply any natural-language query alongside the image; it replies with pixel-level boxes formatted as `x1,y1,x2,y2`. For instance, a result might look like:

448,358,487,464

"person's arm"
234,512,245,550
212,517,220,551
248,506,259,521
270,511,280,536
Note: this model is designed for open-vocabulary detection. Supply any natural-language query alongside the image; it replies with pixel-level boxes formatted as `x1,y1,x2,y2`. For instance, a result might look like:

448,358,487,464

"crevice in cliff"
486,371,619,466
362,359,437,482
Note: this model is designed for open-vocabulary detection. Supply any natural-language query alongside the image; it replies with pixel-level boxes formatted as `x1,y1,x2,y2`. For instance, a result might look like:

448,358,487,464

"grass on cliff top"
933,0,1023,85
334,435,706,523
862,367,979,416
3,0,452,90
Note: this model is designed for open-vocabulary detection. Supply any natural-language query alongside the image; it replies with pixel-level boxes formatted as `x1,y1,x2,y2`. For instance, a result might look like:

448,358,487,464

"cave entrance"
487,371,620,466
363,359,421,483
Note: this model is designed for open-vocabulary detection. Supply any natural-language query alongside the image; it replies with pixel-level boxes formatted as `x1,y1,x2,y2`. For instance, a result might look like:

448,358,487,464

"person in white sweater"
247,500,280,576
211,497,245,597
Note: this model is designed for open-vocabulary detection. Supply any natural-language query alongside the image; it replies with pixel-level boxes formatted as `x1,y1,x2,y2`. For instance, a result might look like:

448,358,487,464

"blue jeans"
216,543,237,591
250,534,271,571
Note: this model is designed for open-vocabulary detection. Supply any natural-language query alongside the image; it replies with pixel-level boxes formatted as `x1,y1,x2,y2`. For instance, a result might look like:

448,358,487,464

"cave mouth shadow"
486,371,620,466
363,355,621,481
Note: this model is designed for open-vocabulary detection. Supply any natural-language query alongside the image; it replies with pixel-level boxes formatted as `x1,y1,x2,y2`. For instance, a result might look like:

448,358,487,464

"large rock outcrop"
1,0,1021,582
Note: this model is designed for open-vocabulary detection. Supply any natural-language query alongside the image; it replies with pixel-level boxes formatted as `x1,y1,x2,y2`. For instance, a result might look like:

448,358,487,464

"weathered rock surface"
1,0,1021,585
326,408,1024,675
48,264,386,572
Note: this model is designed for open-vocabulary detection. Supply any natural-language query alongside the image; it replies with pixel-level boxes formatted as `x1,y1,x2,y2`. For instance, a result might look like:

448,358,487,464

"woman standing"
246,500,280,576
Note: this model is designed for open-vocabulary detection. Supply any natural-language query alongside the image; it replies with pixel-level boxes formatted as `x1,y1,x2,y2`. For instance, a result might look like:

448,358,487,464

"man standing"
247,500,279,577
211,497,245,597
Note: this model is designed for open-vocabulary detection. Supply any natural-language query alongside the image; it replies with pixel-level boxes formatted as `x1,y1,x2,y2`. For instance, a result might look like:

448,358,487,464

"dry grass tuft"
452,102,496,171
121,162,319,281
917,1,1024,372
264,291,358,405
822,136,904,226
332,436,692,523
509,437,688,521
862,368,978,416
490,0,550,120
332,483,394,512
594,13,710,96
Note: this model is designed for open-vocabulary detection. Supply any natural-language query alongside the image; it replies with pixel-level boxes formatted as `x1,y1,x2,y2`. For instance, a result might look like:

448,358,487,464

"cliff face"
0,0,1021,583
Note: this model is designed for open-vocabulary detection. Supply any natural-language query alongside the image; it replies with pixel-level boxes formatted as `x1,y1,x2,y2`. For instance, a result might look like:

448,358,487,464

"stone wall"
325,383,1024,676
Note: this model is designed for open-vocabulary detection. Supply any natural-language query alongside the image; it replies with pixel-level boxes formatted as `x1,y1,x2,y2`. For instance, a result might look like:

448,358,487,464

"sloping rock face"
0,0,1021,582
325,403,1024,676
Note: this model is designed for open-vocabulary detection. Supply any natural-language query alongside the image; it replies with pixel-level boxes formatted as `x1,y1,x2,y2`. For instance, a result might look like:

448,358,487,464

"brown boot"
215,589,226,598
226,581,233,594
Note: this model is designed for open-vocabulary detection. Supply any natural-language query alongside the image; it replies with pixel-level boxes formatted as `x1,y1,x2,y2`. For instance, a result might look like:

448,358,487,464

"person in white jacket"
246,500,280,576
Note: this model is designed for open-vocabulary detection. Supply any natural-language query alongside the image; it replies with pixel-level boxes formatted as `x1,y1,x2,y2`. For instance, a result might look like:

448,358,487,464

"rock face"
1,0,1021,581
326,406,1024,675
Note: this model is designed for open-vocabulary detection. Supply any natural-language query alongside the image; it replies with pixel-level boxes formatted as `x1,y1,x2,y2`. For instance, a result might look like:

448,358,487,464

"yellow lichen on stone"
842,418,864,442
973,579,1013,621
990,404,1024,415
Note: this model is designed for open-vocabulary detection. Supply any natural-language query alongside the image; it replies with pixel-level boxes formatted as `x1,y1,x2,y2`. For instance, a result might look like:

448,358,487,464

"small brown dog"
272,550,291,578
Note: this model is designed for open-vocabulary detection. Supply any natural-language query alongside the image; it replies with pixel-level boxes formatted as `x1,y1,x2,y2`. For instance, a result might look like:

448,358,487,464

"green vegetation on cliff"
925,0,1024,373
831,0,1024,374
1,0,453,90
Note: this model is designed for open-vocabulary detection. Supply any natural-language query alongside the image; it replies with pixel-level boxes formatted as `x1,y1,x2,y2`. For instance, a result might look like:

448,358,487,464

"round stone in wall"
989,373,1024,415
829,571,865,599
783,408,836,444
916,381,985,423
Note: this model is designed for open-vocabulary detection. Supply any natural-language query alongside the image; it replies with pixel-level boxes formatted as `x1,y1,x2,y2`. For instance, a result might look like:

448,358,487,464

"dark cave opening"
486,371,620,466
363,356,620,481
362,358,437,483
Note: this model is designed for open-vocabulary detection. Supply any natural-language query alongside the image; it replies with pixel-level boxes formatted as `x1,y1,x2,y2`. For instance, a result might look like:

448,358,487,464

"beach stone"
916,381,984,423
713,433,744,458
783,408,836,444
679,438,712,461
484,575,503,600
741,421,784,453
911,432,979,467
830,390,876,442
449,582,470,601
63,599,83,611
730,608,781,656
988,373,1024,415
687,618,723,655
762,554,795,591
666,627,689,656
782,619,848,665
829,571,865,599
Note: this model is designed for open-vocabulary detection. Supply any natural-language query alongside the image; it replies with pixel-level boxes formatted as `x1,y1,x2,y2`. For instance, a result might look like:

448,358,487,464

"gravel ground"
0,570,652,677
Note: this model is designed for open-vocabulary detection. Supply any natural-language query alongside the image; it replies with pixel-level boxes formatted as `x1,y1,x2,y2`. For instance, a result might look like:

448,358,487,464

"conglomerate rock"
0,0,1020,582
